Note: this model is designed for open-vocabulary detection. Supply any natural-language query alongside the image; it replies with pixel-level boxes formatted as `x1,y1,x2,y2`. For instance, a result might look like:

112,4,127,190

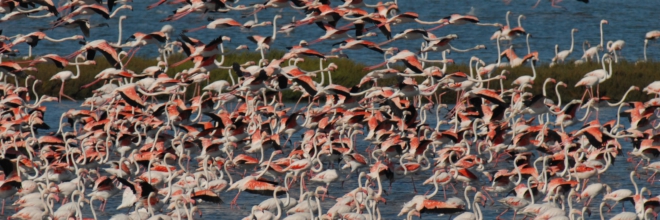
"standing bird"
551,28,578,65
247,14,281,60
643,30,660,62
49,55,95,101
607,40,625,63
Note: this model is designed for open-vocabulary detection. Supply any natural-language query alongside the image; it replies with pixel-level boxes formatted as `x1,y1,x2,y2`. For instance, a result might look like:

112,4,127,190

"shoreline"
13,51,659,102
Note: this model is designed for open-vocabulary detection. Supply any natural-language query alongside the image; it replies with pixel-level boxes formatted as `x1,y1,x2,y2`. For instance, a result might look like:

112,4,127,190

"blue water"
34,101,640,220
2,0,660,65
4,0,660,219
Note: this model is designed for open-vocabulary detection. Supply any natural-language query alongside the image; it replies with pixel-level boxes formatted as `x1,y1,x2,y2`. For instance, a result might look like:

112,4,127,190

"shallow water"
3,0,660,65
29,100,644,220
6,0,660,218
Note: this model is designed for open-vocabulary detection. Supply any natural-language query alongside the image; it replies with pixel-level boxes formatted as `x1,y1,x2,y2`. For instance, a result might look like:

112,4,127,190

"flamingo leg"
495,208,509,220
230,191,242,209
60,81,77,102
481,189,495,206
410,176,417,193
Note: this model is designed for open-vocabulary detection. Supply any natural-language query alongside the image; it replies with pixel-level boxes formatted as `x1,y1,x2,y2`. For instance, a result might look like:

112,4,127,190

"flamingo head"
364,32,378,37
326,63,338,71
601,19,608,25
160,24,174,33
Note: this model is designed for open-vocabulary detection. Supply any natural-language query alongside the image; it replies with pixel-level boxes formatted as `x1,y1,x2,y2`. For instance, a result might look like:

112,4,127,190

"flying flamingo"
183,17,242,33
427,14,500,31
247,14,281,60
8,32,84,58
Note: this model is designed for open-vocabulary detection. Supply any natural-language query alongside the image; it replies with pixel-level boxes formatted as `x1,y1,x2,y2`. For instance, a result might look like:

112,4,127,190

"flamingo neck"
568,30,575,53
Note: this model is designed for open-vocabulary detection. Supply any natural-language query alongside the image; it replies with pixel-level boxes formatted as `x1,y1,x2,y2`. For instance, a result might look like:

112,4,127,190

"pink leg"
411,176,417,193
450,183,458,194
230,191,242,209
496,208,509,220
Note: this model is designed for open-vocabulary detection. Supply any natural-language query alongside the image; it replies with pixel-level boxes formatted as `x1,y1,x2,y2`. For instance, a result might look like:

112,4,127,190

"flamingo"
247,14,281,60
49,55,95,102
580,20,607,64
8,32,84,58
551,28,578,64
607,40,625,63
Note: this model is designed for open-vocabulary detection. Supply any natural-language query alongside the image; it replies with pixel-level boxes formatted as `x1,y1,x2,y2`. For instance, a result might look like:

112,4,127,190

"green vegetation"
13,51,660,103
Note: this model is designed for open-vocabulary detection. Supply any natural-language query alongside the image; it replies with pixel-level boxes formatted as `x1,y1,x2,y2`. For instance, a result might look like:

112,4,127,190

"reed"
12,51,660,103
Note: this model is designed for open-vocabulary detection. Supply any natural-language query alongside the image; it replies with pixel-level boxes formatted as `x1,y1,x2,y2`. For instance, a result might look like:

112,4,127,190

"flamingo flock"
0,0,660,219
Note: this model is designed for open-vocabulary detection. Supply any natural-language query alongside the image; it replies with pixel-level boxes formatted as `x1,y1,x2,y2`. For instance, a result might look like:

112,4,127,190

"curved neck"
631,169,639,194
109,6,128,18
555,84,563,106
530,58,537,80
568,30,575,53
90,197,98,220
475,197,482,220
271,16,279,41
505,12,510,27
542,80,550,97
645,40,648,61
118,18,125,45
469,58,475,79
426,171,440,199
315,193,322,217
599,23,604,47
606,57,613,79
274,189,282,219
526,35,531,54
44,35,78,42
496,38,501,64
256,151,277,179
464,187,471,210
72,56,84,80
528,177,536,204
224,163,233,186
610,87,634,106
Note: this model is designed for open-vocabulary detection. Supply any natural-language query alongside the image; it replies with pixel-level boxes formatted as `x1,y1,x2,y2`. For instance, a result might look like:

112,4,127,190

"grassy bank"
13,51,660,103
